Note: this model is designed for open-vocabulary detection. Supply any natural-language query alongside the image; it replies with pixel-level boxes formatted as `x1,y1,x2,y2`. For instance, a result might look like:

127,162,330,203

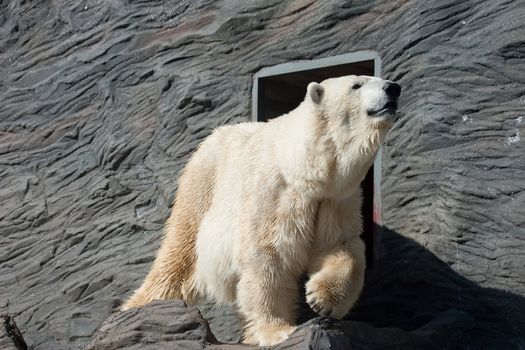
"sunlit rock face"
0,0,523,349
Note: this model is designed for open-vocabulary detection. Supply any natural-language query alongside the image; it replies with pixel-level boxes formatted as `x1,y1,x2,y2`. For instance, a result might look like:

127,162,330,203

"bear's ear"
307,82,324,104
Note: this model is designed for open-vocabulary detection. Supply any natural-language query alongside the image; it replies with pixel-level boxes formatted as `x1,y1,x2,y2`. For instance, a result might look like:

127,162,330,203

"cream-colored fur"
122,75,400,346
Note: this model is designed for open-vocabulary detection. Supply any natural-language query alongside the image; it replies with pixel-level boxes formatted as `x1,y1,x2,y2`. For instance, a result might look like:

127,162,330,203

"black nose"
384,82,401,98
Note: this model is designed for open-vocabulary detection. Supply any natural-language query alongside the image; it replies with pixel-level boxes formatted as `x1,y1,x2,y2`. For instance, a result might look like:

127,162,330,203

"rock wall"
1,0,523,348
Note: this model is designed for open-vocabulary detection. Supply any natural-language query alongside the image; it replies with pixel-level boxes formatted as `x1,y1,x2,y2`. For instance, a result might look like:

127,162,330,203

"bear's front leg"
236,252,298,346
305,236,365,319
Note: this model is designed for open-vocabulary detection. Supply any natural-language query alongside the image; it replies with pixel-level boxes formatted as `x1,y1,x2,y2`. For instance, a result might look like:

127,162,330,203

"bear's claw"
306,289,334,317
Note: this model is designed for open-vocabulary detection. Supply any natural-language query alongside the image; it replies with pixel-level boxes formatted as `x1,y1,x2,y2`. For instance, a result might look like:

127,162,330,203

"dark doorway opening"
252,52,382,270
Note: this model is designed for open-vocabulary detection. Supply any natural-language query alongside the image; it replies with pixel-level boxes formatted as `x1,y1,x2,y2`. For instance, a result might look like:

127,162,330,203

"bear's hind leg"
121,238,197,310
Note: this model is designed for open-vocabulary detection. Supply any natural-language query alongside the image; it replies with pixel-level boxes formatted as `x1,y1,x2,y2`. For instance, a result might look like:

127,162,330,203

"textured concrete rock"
85,300,215,350
85,301,435,350
1,314,27,350
0,0,524,349
197,303,244,344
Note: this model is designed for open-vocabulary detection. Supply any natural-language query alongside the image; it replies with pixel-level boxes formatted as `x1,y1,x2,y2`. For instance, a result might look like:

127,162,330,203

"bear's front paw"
305,277,349,319
245,324,296,346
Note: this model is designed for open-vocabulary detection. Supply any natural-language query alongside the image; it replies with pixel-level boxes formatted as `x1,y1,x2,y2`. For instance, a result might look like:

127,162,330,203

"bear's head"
302,75,401,197
307,75,401,134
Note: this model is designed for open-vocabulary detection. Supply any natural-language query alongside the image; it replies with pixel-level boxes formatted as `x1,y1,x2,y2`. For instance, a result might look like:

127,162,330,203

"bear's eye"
352,84,362,90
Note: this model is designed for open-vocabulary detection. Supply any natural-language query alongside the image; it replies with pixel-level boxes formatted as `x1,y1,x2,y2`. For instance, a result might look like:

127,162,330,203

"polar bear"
122,75,401,346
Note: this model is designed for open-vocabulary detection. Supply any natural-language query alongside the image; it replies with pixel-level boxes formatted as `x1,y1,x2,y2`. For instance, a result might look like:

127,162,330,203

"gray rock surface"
1,314,27,350
0,0,524,349
84,300,215,350
85,300,435,350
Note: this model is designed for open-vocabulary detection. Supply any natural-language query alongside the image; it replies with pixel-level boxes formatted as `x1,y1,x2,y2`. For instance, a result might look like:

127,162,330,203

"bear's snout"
383,82,401,98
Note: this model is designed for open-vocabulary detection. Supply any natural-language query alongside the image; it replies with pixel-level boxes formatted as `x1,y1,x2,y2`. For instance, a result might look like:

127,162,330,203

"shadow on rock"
339,226,525,350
